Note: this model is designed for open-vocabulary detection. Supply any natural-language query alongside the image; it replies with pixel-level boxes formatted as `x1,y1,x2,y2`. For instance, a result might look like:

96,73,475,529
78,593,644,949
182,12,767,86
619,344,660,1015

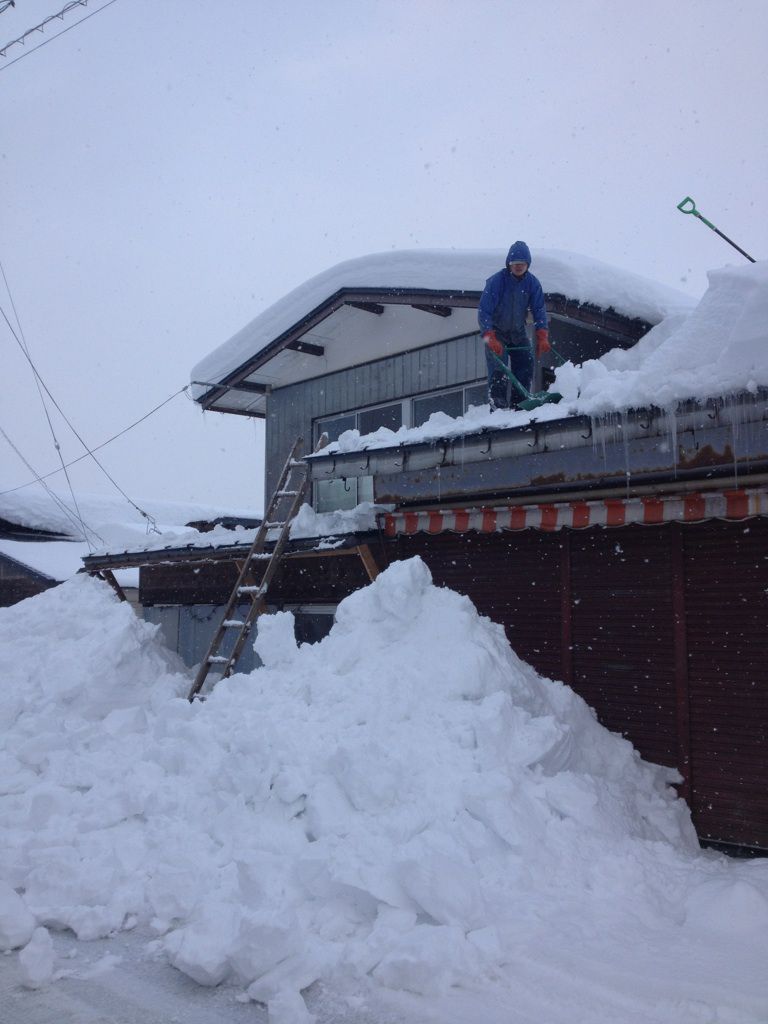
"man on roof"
478,241,550,410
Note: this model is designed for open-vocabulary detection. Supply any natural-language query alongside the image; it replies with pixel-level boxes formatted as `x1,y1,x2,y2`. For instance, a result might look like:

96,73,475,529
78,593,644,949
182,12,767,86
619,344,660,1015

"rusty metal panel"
684,520,768,849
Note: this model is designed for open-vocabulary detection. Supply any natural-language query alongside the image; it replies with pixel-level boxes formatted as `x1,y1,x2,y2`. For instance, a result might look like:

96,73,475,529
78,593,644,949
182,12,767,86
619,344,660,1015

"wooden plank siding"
387,519,768,851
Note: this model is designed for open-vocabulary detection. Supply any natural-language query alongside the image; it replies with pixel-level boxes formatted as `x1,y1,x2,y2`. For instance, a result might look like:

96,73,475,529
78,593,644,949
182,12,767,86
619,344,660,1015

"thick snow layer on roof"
1,561,766,1022
74,503,380,559
0,489,260,543
191,248,695,389
0,538,138,588
328,260,768,454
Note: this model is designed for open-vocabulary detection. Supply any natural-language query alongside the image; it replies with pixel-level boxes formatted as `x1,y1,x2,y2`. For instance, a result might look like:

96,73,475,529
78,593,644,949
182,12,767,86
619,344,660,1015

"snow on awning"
380,487,768,537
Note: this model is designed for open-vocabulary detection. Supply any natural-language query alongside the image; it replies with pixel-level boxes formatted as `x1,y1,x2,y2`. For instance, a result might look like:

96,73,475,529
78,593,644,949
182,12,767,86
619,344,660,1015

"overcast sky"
1,0,765,515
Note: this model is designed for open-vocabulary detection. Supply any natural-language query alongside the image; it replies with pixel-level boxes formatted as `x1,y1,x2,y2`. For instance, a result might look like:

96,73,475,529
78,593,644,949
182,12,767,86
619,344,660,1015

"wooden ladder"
187,436,317,701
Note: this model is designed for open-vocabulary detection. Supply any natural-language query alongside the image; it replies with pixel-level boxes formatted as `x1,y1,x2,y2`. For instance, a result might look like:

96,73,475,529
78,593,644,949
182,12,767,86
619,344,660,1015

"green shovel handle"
677,195,716,230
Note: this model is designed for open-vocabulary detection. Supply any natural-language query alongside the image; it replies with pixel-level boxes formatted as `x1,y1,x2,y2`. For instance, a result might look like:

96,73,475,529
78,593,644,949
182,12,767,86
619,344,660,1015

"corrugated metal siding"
266,332,486,495
569,527,677,768
684,520,768,849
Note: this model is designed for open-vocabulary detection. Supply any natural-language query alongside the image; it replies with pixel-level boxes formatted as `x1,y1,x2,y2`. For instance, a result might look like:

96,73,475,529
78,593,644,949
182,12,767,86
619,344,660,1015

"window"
464,383,487,411
314,401,406,512
313,384,486,513
412,389,463,427
412,382,487,427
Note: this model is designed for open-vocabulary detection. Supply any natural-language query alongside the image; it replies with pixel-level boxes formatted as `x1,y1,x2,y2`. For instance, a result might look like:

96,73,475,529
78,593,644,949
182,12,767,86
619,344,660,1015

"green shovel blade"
517,391,563,411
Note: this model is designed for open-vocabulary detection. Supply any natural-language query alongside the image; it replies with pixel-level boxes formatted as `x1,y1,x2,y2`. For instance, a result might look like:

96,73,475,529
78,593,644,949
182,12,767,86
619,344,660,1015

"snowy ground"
1,561,767,1024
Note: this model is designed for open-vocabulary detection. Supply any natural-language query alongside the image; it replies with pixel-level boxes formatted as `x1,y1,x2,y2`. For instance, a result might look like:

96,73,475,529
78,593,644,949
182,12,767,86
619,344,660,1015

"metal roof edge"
305,389,768,484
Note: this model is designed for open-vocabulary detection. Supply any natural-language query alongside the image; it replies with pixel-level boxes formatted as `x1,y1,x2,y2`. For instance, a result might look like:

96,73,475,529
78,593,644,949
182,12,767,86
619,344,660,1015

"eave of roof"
191,249,693,417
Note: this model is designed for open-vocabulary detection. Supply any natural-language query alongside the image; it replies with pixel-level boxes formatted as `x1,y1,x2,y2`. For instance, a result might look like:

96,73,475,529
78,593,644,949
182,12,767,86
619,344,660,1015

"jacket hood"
506,241,532,266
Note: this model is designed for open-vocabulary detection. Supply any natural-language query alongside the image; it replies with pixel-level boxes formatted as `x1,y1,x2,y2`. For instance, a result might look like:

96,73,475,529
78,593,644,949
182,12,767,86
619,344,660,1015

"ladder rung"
238,585,265,595
208,656,230,665
264,520,287,529
248,553,272,561
275,489,299,497
222,620,245,627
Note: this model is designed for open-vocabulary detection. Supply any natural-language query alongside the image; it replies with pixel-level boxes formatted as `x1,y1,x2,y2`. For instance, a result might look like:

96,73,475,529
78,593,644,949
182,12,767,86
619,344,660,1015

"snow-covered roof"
0,489,262,585
0,489,260,542
318,260,768,456
191,249,696,417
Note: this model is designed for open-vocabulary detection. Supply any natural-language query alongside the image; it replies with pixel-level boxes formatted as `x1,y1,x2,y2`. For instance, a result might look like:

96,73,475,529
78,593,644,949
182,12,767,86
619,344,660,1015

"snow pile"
554,259,768,413
2,565,768,1021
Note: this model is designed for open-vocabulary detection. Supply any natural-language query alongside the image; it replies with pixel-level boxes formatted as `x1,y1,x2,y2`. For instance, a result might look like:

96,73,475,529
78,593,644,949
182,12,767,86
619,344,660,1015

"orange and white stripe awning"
379,488,768,537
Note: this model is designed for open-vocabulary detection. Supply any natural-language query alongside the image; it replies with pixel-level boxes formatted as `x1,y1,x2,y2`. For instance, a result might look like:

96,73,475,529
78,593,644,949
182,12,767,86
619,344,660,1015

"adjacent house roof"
191,249,695,417
0,490,263,590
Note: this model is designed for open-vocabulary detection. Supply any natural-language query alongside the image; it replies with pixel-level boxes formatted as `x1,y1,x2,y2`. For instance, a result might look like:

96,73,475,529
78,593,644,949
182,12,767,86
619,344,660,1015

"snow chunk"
18,927,54,988
0,882,36,950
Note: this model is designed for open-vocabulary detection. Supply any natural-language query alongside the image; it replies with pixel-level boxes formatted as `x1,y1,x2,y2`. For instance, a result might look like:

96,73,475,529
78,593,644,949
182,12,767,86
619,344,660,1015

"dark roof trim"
80,532,378,572
0,518,72,542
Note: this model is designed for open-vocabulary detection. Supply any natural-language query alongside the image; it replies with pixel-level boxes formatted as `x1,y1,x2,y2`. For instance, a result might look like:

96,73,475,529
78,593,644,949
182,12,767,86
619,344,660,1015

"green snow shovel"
489,350,563,411
676,197,755,263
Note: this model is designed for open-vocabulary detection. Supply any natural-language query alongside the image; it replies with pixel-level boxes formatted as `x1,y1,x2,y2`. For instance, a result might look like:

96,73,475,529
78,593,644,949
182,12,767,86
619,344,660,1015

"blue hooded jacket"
478,241,548,343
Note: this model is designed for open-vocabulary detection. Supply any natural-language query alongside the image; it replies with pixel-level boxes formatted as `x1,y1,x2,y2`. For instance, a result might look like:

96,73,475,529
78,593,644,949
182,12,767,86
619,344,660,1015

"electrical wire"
0,0,120,71
1,300,159,533
0,424,105,545
0,384,190,495
1,262,94,547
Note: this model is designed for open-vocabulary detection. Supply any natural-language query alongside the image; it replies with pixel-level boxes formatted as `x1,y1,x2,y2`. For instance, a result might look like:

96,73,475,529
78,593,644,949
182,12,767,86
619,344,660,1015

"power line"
0,0,120,71
1,300,159,533
0,384,190,495
0,423,105,545
1,261,94,547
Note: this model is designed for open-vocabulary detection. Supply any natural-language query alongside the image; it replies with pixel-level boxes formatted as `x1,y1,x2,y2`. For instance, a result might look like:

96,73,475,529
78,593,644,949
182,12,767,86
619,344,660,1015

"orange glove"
535,328,551,358
483,330,504,357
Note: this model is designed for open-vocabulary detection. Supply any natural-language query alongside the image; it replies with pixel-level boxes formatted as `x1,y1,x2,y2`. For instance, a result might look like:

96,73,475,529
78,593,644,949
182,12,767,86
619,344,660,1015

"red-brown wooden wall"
387,519,768,851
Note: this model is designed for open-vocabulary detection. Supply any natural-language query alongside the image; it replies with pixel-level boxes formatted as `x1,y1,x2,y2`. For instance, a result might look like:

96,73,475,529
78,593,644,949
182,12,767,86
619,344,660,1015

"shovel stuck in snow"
489,350,563,411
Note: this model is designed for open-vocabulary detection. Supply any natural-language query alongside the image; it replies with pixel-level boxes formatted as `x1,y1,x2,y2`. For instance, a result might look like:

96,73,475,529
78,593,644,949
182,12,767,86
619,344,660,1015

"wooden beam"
346,300,385,316
92,569,127,602
356,544,380,581
411,303,452,318
286,339,325,357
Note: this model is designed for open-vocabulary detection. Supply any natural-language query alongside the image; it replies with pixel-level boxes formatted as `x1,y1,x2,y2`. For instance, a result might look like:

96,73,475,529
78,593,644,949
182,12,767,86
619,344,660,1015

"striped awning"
379,487,768,537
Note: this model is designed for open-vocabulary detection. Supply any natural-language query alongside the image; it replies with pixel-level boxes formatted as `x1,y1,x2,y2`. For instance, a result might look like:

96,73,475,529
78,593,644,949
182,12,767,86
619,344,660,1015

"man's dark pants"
485,338,533,409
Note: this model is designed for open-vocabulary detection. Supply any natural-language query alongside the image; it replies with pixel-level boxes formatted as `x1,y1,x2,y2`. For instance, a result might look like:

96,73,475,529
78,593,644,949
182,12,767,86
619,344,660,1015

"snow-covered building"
0,489,261,614
88,249,768,854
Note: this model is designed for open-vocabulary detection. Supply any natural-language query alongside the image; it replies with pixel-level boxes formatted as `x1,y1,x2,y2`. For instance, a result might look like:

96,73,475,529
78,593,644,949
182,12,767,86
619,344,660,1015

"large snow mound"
1,566,767,1022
